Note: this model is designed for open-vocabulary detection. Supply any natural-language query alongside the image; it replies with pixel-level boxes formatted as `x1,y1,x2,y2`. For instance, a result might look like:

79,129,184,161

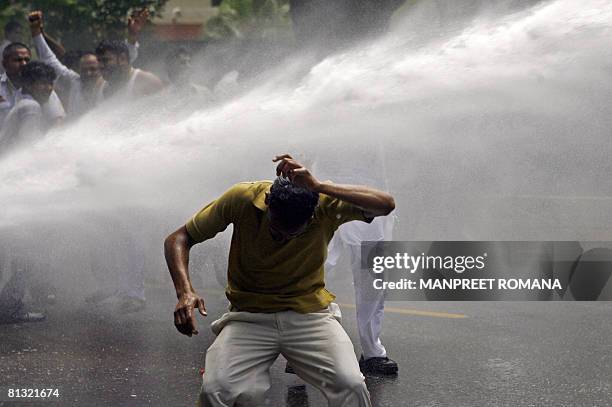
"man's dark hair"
4,20,22,36
268,177,319,228
95,40,129,59
2,42,30,60
20,61,57,86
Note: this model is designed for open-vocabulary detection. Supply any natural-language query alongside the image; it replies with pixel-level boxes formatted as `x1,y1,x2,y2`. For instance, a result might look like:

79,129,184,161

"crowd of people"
0,9,213,321
0,9,212,152
0,8,399,406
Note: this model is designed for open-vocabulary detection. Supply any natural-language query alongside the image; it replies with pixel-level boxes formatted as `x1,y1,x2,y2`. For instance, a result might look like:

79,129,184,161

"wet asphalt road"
1,274,611,407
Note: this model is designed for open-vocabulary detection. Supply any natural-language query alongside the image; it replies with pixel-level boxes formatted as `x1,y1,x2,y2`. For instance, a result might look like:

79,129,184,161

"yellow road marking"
338,303,468,319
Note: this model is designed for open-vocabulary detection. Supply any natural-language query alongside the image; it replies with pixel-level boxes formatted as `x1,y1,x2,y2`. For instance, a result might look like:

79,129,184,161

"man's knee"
201,371,267,405
332,369,371,406
200,370,230,403
334,368,368,393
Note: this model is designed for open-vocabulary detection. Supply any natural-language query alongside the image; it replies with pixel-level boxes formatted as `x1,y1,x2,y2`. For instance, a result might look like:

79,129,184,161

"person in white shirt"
165,47,212,96
96,38,164,99
160,47,217,117
0,61,56,152
0,42,65,128
28,10,143,117
313,146,399,376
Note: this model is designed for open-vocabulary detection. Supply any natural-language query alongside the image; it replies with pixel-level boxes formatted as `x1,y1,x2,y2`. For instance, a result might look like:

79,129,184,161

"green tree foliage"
206,0,292,41
0,0,168,51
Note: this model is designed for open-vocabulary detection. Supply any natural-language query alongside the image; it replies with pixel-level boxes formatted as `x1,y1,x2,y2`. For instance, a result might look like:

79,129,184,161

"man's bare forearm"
165,226,208,336
313,182,395,218
43,33,66,59
164,226,196,298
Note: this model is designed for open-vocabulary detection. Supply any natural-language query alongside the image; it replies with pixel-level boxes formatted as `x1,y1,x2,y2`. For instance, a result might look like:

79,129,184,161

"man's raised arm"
126,8,149,64
164,226,207,337
273,154,395,218
29,11,78,83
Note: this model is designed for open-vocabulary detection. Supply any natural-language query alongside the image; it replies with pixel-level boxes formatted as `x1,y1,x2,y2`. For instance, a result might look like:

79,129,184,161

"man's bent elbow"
164,226,192,255
163,232,177,259
382,194,395,216
163,232,175,254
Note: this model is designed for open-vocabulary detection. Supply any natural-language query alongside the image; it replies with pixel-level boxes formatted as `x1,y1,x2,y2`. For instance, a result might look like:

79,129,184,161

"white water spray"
1,0,611,272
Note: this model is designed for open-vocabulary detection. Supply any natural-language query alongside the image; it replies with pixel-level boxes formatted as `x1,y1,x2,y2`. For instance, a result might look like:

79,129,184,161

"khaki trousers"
199,307,372,407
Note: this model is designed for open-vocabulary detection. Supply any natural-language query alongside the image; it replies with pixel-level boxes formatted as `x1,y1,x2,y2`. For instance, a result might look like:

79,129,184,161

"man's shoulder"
137,69,161,82
224,181,271,204
316,193,338,209
135,69,165,94
14,98,42,115
313,192,337,216
234,180,273,191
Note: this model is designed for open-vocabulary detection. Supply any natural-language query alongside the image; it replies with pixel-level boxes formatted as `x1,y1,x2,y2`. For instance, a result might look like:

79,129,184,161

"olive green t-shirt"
185,181,371,313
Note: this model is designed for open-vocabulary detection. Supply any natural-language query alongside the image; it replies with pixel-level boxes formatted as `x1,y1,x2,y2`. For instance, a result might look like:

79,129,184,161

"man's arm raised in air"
125,8,165,95
29,11,79,85
273,153,396,219
126,8,149,64
164,226,207,337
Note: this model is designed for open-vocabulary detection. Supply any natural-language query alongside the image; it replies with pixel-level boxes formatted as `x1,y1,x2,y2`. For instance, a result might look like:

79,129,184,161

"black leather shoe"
359,355,398,375
285,361,296,374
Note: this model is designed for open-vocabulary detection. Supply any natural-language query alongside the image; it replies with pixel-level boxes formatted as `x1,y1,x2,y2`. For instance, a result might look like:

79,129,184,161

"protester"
159,46,215,116
326,215,398,374
314,147,398,375
165,46,211,96
96,25,164,99
29,10,144,117
164,154,395,406
0,42,65,129
0,61,57,150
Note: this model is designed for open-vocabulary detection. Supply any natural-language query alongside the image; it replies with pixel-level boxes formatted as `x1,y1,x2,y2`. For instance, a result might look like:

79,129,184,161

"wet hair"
95,40,129,59
2,42,30,60
20,61,57,86
268,177,319,228
4,21,22,36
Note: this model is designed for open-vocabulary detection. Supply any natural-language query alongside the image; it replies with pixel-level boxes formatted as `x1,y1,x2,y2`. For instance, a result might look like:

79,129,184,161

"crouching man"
164,154,395,407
